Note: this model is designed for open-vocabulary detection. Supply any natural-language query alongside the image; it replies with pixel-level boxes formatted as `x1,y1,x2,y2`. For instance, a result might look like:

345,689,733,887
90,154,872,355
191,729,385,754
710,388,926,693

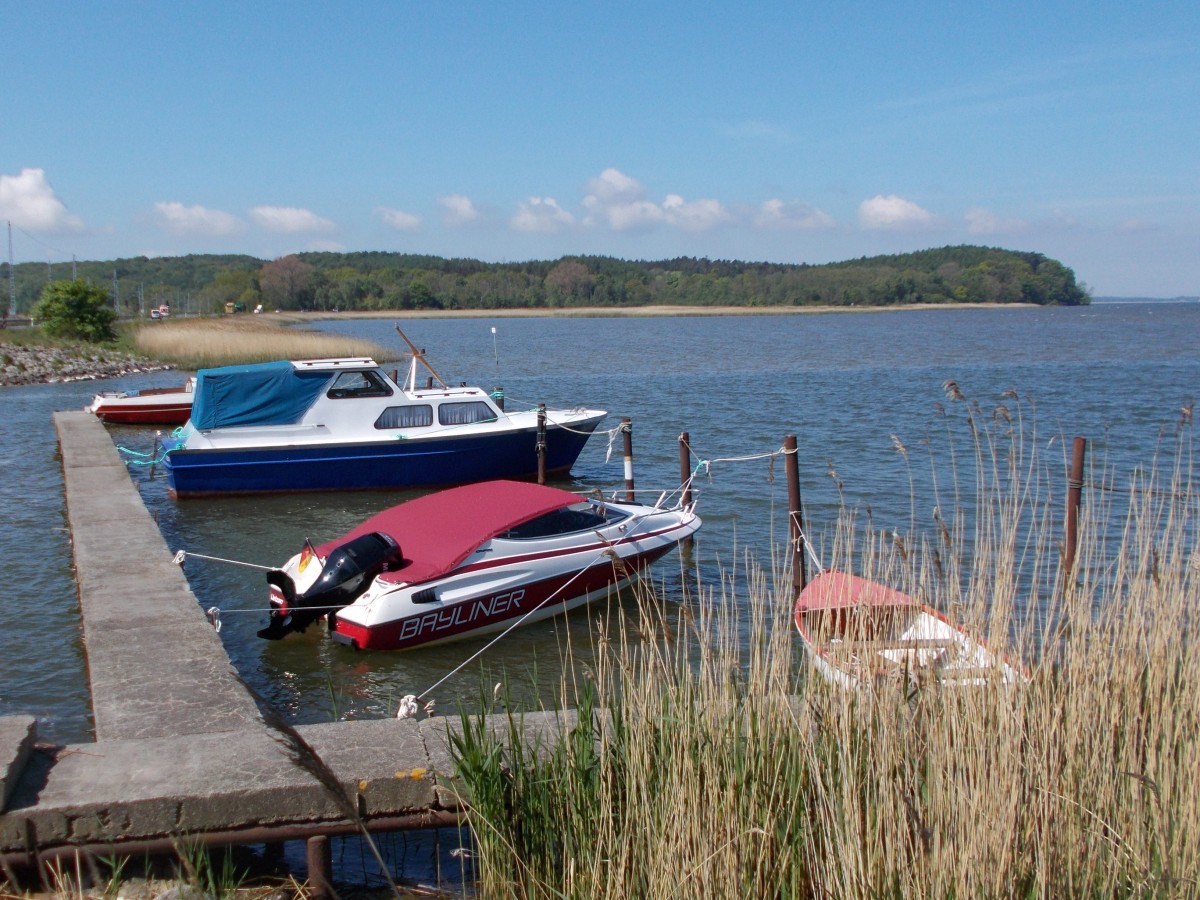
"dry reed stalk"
133,318,390,368
449,410,1199,898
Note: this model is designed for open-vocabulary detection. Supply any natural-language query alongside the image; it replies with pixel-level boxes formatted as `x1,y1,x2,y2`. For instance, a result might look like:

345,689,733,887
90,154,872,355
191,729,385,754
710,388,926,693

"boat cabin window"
327,370,393,400
375,404,434,429
500,503,629,540
439,401,498,426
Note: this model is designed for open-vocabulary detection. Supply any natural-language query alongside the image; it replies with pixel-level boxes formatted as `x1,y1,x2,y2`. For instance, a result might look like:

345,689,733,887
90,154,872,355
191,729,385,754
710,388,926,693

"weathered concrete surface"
0,412,577,860
0,708,575,855
0,716,36,812
1,717,440,850
51,410,262,741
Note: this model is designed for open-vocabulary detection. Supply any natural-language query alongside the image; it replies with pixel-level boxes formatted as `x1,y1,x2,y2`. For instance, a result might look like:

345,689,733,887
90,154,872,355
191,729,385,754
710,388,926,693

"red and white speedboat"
89,377,195,425
259,480,701,650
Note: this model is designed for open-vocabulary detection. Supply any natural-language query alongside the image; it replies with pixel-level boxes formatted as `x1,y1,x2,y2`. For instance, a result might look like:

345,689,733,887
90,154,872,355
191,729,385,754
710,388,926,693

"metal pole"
621,417,635,502
493,386,505,410
784,434,806,593
1064,435,1086,580
306,835,332,900
536,404,546,484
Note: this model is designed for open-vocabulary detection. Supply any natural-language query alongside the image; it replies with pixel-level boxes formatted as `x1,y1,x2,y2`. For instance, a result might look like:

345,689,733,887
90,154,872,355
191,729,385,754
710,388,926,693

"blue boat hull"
163,424,600,497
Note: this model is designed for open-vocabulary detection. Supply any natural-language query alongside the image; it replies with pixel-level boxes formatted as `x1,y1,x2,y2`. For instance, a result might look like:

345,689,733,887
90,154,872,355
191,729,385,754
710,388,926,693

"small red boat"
794,570,1027,689
89,377,195,425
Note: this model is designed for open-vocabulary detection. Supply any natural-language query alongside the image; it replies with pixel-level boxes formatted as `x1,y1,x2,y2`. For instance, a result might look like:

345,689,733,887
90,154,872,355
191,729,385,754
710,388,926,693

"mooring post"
622,417,635,502
306,834,332,900
536,403,547,484
1064,435,1086,579
678,431,692,508
493,385,505,411
678,431,694,550
784,434,806,593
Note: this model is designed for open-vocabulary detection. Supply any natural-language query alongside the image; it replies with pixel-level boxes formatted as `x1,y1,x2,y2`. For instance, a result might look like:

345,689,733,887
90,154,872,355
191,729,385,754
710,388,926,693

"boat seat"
825,638,956,655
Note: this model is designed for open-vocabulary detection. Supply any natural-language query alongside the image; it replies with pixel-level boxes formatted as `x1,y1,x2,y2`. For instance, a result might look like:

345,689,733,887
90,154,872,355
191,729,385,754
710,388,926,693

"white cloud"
0,168,85,232
581,168,663,231
582,168,728,233
584,167,645,206
662,194,731,232
858,194,936,230
153,201,245,236
965,206,1029,236
755,198,836,231
249,206,335,233
439,194,482,226
511,197,575,233
376,207,422,231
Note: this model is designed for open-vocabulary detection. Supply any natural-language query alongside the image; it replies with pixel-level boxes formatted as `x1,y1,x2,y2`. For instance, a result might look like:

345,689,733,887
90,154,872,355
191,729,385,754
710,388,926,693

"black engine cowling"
258,531,404,640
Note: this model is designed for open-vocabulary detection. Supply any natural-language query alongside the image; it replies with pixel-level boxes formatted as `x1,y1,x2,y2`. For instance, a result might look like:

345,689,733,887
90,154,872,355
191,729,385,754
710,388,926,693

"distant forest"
2,244,1089,319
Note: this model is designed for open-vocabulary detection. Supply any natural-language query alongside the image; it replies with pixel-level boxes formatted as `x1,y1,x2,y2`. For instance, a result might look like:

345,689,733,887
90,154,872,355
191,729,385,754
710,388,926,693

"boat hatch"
500,502,629,540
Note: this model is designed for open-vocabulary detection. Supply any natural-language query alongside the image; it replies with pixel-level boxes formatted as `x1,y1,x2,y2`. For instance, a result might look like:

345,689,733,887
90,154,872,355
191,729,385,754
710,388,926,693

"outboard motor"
258,532,403,640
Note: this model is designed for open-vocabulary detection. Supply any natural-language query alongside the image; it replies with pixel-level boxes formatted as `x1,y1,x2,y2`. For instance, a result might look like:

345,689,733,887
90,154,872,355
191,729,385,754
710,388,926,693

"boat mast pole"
394,324,448,388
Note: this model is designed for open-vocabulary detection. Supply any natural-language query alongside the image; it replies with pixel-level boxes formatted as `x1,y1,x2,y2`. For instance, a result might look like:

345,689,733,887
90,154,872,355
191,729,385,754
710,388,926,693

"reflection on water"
2,303,1198,743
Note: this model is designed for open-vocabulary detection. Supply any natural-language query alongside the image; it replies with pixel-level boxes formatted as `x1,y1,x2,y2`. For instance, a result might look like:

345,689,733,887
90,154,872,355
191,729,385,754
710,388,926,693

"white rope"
400,504,670,714
174,549,274,571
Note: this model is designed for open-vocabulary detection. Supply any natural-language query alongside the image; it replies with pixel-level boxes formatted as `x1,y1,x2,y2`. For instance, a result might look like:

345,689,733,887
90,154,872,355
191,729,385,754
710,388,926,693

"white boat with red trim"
259,479,701,650
793,570,1027,689
89,377,195,425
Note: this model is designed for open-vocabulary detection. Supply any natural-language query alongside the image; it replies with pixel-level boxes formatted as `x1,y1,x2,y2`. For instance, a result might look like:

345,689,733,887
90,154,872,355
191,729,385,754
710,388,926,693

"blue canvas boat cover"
190,360,333,430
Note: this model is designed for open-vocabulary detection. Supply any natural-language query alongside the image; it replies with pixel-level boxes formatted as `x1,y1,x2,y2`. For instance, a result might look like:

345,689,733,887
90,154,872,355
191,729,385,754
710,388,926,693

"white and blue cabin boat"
162,353,606,498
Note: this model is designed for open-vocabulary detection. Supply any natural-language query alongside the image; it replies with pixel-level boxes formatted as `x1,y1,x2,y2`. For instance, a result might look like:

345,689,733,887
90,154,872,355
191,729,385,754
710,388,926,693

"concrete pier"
1,411,566,868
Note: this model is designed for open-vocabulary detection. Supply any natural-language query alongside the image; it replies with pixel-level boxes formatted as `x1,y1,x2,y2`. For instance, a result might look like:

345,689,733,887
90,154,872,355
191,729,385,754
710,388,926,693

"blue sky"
3,2,1197,296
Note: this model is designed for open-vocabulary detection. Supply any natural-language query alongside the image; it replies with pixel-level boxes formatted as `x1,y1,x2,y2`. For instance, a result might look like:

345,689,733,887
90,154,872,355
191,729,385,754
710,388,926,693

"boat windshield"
500,502,629,540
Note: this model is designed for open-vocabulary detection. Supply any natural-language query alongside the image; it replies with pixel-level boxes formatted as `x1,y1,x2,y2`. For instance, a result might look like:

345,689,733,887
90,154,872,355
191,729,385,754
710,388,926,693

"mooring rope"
396,503,669,718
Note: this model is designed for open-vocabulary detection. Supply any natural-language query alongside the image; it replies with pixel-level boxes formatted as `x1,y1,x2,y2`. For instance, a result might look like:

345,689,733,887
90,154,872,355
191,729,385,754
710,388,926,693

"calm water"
2,303,1197,744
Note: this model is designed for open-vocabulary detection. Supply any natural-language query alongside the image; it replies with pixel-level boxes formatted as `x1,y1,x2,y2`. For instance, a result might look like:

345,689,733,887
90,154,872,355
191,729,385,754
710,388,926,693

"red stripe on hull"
334,544,675,651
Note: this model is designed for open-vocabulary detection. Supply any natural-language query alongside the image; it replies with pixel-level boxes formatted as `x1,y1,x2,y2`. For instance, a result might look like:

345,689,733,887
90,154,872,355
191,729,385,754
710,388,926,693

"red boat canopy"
315,480,581,586
794,570,919,612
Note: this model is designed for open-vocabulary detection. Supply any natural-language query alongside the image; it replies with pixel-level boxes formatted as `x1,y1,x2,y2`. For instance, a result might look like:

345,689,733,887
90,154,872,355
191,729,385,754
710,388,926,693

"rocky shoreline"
0,342,175,387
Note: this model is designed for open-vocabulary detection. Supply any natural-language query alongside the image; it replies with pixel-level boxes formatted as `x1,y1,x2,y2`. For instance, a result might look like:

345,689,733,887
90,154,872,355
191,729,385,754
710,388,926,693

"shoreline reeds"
449,406,1199,897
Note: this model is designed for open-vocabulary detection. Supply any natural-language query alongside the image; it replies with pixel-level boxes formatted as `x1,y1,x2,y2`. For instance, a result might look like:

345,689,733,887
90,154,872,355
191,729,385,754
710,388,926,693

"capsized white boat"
89,377,195,425
793,570,1027,689
259,479,702,650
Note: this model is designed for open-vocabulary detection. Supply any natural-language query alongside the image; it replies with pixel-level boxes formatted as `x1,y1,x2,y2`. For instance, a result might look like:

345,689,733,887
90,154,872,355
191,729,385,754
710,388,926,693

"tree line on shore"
3,244,1089,319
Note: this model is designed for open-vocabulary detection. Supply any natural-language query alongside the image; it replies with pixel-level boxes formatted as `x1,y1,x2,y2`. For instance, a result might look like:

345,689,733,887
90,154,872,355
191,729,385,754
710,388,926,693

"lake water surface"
2,302,1197,744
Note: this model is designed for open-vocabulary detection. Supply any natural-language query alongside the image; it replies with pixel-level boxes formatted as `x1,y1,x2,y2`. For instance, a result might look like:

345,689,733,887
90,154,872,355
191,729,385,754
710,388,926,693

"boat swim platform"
0,411,573,867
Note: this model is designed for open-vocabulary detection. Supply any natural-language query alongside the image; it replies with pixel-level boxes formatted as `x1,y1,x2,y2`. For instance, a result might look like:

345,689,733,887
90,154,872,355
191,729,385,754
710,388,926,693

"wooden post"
536,404,546,484
678,431,694,550
784,434,806,593
1064,435,1086,579
306,834,332,900
678,432,692,508
621,417,635,502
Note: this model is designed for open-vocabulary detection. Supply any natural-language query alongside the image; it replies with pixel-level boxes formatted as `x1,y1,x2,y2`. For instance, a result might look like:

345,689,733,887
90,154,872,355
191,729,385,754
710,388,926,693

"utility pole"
6,221,15,317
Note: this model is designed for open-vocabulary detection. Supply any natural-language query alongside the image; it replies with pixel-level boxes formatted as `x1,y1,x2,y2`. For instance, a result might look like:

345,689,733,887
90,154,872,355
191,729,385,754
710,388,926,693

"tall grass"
132,317,391,369
449,408,1200,897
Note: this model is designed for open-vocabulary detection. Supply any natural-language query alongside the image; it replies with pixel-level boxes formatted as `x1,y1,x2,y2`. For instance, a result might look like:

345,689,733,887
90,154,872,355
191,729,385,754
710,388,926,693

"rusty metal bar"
306,834,332,900
0,810,464,875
